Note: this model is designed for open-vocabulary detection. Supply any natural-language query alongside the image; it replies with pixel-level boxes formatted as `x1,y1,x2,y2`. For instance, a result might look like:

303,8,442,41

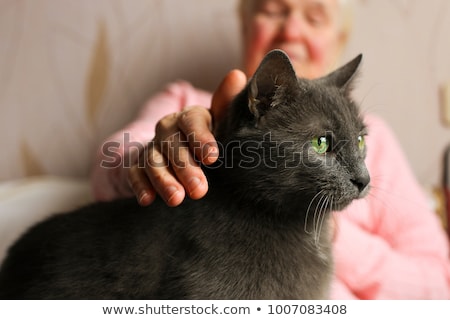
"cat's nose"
350,174,370,193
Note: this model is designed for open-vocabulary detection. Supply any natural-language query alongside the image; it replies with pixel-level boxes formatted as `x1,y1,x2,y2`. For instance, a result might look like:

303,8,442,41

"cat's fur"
0,50,369,299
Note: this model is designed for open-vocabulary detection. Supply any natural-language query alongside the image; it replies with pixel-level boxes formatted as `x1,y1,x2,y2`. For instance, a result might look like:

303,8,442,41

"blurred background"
0,0,449,203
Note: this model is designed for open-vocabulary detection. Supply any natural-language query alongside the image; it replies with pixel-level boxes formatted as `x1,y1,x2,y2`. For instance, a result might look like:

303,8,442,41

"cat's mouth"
311,183,370,213
331,184,370,211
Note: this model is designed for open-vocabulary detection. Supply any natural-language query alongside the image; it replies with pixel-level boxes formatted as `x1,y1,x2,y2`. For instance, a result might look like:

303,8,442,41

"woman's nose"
280,11,309,41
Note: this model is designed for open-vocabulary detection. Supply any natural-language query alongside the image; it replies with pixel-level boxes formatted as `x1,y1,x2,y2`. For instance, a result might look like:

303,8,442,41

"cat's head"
214,50,370,215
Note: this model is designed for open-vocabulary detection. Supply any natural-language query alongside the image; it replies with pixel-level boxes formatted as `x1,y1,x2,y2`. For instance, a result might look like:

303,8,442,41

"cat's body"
0,196,330,299
0,50,369,299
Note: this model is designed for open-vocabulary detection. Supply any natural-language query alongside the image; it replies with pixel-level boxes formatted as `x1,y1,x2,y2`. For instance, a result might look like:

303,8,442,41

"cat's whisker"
312,193,325,243
318,195,332,245
329,195,334,232
304,190,325,234
365,187,403,230
314,194,325,235
315,195,330,246
312,192,327,239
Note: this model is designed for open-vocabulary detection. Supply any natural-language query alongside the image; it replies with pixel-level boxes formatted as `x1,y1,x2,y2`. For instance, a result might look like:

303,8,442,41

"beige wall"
0,0,241,179
0,0,449,189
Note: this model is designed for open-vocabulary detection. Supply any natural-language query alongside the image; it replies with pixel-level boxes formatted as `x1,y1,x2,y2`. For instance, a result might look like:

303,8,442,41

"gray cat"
0,50,369,299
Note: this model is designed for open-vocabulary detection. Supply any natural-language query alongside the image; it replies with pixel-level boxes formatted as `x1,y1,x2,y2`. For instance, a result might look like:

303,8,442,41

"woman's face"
243,0,346,79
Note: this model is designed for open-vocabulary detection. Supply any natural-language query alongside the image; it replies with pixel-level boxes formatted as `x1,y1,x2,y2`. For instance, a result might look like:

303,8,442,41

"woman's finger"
128,164,156,206
178,106,218,165
144,141,186,207
211,69,247,123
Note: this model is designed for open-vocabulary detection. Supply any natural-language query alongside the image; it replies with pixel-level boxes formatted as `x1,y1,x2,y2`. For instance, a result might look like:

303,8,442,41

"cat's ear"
320,54,362,94
248,49,298,123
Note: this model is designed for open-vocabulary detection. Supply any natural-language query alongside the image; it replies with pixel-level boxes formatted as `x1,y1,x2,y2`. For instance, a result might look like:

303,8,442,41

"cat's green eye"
358,135,365,150
311,136,329,154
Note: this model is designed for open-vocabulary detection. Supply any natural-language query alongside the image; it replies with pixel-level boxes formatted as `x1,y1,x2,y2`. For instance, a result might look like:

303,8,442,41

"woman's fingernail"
138,191,153,206
187,177,201,195
203,145,219,163
165,186,180,204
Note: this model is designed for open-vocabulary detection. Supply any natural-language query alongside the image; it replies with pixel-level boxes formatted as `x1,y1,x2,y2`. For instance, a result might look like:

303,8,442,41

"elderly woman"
91,0,450,299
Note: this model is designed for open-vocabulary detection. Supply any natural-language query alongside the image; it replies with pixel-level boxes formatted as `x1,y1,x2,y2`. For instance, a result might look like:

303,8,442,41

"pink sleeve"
331,115,450,299
90,81,212,201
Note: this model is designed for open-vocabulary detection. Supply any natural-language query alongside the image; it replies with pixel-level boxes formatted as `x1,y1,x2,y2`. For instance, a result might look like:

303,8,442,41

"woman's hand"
128,70,247,206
